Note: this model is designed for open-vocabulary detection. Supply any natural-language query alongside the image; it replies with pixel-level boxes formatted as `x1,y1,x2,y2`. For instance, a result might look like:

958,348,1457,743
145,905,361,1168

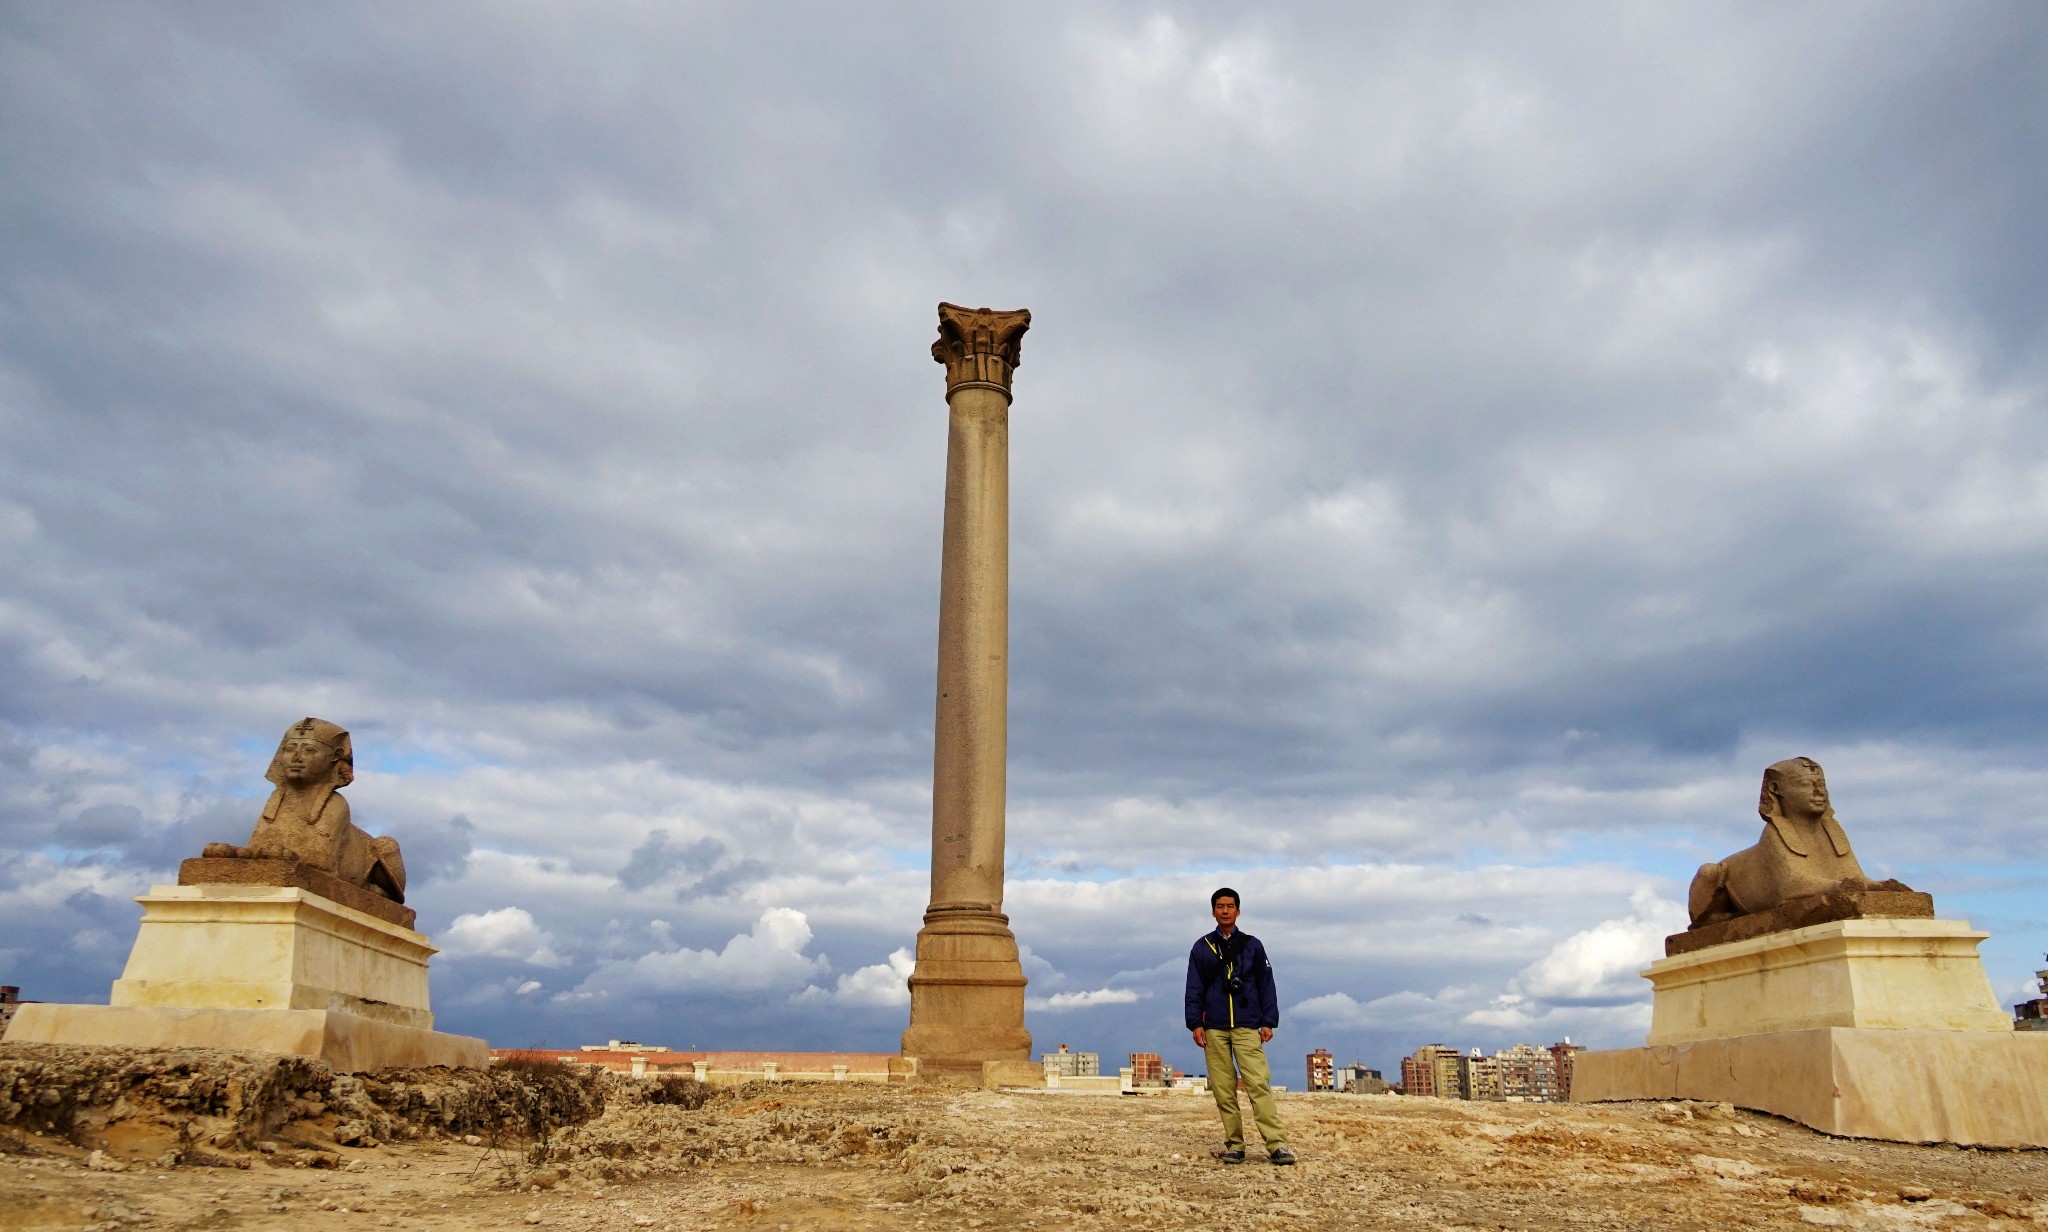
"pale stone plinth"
1,883,485,1071
1044,1074,1124,1094
112,884,435,1026
1573,1028,2048,1147
1646,918,2009,1044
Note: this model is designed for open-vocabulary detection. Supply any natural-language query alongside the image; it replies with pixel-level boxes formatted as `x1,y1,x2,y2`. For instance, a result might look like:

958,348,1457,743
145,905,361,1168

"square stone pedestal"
1,883,485,1071
1646,917,2010,1043
1575,917,2040,1145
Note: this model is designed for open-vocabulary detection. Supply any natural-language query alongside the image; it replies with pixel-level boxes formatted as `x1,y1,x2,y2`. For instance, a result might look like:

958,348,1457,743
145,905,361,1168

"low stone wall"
495,1049,914,1086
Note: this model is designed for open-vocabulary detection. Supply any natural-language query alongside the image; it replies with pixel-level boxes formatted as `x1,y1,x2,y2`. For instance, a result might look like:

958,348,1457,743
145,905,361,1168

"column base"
2,1004,488,1072
901,904,1030,1077
1572,1027,2048,1147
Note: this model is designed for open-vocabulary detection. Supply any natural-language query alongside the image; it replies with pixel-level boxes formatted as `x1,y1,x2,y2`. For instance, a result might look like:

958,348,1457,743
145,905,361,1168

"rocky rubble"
0,1043,604,1163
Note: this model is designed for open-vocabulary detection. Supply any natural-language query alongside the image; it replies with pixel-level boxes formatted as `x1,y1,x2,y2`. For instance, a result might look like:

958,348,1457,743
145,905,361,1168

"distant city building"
2015,957,2048,1032
1548,1038,1585,1101
1129,1052,1165,1084
1459,1048,1502,1100
1041,1043,1100,1077
1398,1040,1581,1102
1336,1062,1388,1094
581,1040,669,1053
1400,1044,1462,1098
1495,1042,1559,1101
1306,1048,1335,1092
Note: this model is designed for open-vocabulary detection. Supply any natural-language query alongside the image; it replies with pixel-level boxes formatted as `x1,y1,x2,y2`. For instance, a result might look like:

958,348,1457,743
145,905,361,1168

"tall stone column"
901,303,1033,1074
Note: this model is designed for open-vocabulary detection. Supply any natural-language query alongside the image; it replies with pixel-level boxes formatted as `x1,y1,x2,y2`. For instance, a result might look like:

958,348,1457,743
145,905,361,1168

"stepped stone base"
901,905,1031,1078
1573,1027,2048,1147
2,1004,486,1072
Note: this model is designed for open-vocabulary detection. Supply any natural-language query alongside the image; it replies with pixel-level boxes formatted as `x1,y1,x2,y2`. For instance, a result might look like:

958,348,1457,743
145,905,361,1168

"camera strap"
1203,932,1248,983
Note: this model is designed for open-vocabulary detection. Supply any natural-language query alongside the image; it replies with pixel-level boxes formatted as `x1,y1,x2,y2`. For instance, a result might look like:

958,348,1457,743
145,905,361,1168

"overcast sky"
4,2,2046,1077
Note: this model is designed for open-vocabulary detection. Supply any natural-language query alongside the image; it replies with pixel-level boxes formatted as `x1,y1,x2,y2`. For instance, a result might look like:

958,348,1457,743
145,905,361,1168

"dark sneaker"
1269,1147,1297,1166
1220,1148,1247,1164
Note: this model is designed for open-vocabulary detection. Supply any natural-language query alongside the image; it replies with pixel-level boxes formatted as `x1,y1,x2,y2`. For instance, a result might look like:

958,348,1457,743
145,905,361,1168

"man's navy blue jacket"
1184,928,1279,1032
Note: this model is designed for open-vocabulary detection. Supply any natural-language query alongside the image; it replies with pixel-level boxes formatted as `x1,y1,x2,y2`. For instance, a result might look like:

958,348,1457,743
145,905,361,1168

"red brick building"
1306,1048,1335,1092
1548,1039,1585,1102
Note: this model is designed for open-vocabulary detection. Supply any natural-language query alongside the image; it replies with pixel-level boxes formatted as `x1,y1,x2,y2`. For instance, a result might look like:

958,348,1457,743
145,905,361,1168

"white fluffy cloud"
1028,988,1148,1012
566,908,828,1002
439,907,566,967
800,947,915,1007
1293,987,1492,1034
1462,888,1686,1032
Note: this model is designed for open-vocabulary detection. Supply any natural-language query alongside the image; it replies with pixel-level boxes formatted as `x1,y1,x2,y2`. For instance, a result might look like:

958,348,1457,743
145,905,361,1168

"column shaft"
930,383,1009,911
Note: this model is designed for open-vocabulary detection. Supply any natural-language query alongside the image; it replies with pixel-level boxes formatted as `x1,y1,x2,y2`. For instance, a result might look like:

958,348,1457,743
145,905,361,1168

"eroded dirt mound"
0,1043,604,1166
540,1081,924,1182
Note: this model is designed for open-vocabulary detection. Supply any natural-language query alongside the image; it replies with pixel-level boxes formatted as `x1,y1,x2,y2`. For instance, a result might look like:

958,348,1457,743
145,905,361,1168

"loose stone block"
1573,1027,2048,1147
178,857,414,929
1665,887,1932,956
2,1004,487,1071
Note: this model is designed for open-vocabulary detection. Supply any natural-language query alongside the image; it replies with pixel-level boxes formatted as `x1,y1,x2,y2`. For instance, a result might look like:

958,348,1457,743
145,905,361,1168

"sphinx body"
203,717,407,903
1686,756,1908,928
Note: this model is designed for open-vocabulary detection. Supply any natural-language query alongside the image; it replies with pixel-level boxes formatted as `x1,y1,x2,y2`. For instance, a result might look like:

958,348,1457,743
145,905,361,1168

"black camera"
1223,972,1244,995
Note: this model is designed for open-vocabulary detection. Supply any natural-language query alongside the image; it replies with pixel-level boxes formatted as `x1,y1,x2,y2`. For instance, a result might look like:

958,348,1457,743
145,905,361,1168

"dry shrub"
642,1075,718,1109
358,1057,605,1141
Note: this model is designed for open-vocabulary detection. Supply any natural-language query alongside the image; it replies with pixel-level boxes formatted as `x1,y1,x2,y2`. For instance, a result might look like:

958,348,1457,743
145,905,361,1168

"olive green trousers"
1203,1027,1288,1151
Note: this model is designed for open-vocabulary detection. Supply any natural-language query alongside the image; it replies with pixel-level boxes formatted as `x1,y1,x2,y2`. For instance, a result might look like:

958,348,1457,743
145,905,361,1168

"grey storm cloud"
1,2,2045,1066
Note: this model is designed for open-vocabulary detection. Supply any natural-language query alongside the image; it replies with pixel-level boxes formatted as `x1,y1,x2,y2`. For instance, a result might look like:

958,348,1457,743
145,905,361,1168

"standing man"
1185,887,1295,1165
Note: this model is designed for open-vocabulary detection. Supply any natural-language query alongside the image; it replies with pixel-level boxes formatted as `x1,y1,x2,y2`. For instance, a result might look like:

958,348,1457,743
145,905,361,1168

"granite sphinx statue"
202,717,407,903
1686,756,1909,929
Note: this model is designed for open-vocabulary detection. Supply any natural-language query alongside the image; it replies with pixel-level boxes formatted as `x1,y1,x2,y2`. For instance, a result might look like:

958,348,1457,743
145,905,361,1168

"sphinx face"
1774,762,1829,823
277,737,339,789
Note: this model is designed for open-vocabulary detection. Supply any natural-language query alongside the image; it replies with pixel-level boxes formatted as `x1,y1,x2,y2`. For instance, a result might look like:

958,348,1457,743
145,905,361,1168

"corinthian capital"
933,303,1031,398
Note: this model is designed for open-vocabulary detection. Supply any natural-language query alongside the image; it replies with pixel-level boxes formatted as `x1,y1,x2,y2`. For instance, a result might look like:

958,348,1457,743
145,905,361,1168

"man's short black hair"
1211,886,1240,909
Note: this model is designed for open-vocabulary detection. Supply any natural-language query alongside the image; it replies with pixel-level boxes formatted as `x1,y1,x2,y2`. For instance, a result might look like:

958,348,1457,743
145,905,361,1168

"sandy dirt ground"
6,1081,2048,1231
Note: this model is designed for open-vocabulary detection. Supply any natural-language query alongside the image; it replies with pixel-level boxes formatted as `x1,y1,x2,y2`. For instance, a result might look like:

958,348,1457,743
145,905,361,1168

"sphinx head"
1759,756,1831,829
265,717,355,792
